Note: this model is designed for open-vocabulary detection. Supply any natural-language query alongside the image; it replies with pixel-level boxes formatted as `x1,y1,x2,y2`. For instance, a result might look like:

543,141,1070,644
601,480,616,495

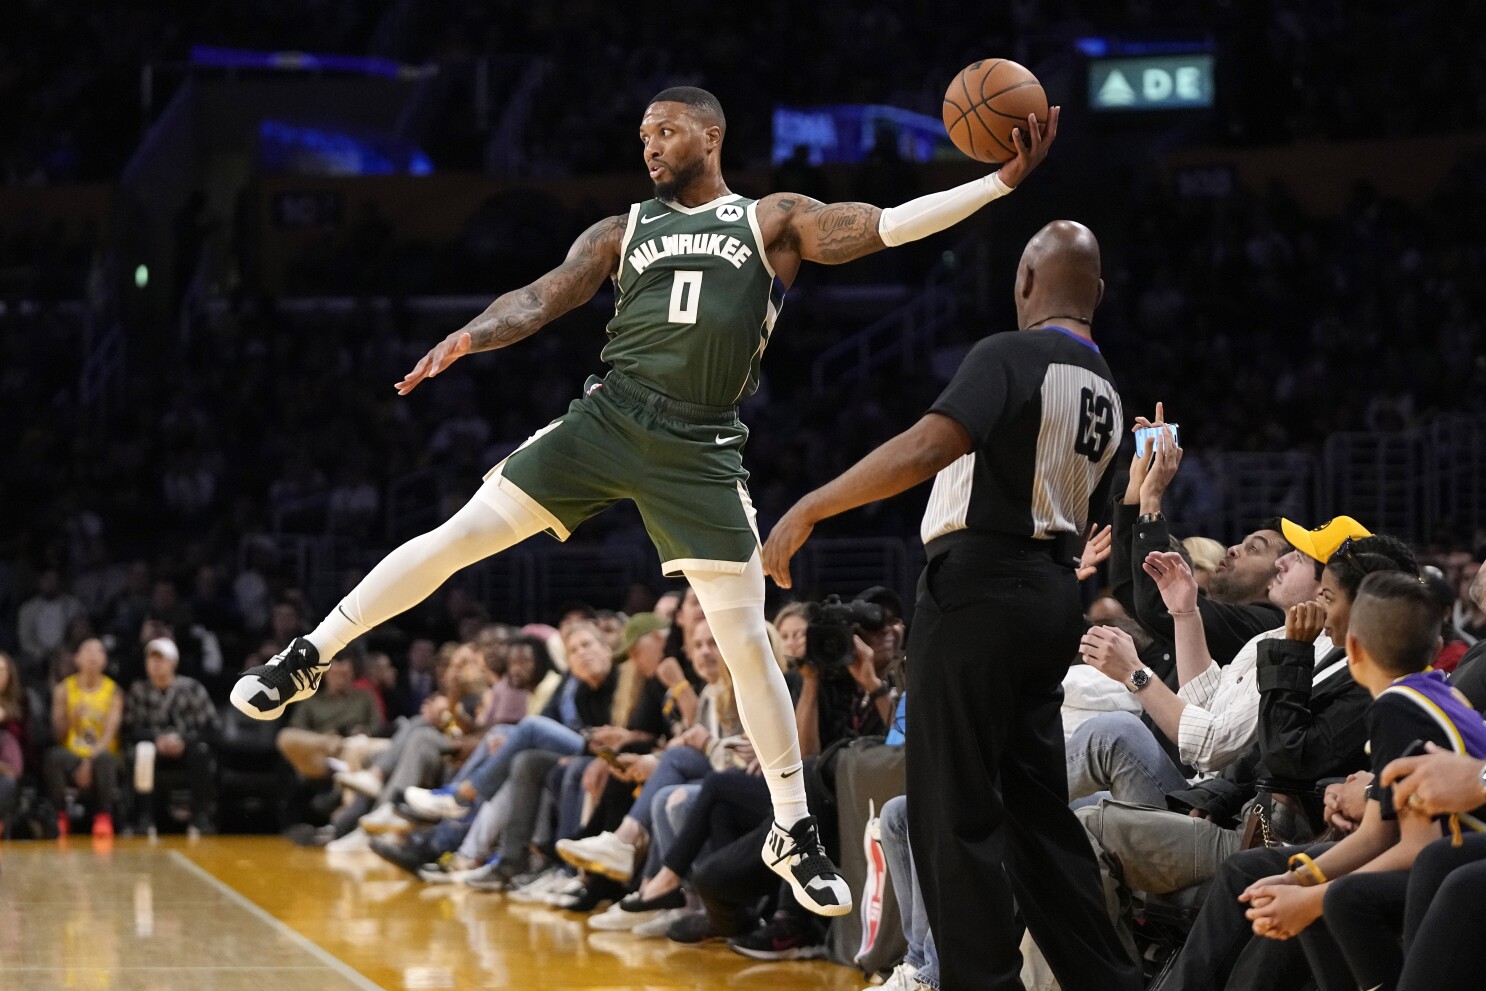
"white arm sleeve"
877,172,1013,247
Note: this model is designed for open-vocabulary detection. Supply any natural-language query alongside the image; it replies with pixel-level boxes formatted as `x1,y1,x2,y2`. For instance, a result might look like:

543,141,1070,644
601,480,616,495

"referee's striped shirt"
921,326,1123,554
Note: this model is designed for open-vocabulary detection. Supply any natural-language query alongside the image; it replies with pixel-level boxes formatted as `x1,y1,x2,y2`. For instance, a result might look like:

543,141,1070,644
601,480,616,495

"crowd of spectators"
4,3,1486,988
7,427,1484,991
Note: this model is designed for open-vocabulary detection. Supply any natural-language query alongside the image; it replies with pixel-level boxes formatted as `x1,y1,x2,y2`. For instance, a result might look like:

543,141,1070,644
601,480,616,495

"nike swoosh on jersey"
640,212,668,224
715,434,740,445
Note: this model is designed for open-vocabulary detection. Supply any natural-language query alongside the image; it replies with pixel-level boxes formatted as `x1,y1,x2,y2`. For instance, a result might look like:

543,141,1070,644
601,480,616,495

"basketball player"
762,222,1141,987
232,87,1058,917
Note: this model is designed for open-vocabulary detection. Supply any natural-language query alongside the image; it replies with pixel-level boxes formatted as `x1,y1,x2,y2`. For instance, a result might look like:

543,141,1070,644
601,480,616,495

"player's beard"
1210,564,1274,604
654,157,705,202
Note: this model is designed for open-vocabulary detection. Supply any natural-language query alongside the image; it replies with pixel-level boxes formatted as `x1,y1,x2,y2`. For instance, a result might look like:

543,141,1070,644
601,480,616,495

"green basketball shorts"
484,370,761,576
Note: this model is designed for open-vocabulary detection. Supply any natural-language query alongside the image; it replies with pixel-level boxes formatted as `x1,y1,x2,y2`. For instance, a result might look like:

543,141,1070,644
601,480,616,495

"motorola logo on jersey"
716,204,745,222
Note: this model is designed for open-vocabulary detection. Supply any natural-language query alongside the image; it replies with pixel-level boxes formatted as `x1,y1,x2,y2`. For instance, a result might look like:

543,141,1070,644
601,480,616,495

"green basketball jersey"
601,194,782,407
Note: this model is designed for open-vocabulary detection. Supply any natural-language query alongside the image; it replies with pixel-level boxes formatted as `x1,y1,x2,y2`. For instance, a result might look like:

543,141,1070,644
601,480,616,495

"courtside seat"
215,703,285,833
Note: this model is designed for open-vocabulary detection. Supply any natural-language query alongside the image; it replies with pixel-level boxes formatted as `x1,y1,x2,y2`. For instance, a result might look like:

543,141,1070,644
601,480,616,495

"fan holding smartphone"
1094,401,1294,667
1134,422,1180,459
1131,407,1183,523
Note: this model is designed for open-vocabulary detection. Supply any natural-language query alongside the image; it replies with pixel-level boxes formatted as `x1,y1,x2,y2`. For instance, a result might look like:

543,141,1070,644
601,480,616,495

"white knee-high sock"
687,553,810,827
307,480,547,660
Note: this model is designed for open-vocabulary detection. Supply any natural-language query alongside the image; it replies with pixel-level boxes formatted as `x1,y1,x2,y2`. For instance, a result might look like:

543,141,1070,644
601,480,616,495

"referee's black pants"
906,538,1141,991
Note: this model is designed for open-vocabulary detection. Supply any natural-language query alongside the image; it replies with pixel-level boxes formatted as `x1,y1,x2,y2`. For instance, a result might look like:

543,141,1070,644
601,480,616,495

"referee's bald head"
1016,220,1103,330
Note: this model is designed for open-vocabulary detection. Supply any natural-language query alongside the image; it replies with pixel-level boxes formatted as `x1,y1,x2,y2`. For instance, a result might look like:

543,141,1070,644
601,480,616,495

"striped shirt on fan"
1174,630,1343,774
921,326,1123,554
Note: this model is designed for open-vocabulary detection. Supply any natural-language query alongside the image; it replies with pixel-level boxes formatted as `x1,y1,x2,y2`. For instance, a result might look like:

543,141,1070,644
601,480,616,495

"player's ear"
1018,263,1035,300
705,125,723,152
1093,278,1105,311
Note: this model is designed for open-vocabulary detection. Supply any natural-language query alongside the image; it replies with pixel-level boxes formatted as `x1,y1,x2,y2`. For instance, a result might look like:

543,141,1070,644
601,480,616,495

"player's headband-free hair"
649,86,726,133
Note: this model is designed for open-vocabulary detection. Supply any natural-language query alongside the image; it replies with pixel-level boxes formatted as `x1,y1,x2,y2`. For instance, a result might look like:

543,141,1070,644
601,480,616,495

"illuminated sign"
259,121,433,176
1089,54,1214,111
772,105,952,165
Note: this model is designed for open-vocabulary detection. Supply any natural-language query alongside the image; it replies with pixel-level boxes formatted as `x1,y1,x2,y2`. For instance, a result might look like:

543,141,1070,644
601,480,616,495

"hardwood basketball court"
0,836,866,990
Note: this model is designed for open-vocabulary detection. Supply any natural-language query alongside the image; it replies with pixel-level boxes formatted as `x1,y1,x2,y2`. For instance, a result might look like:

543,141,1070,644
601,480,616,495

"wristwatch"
1127,668,1155,693
1137,512,1165,525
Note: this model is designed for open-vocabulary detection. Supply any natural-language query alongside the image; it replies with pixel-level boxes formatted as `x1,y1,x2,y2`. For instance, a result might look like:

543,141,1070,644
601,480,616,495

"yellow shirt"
63,675,120,757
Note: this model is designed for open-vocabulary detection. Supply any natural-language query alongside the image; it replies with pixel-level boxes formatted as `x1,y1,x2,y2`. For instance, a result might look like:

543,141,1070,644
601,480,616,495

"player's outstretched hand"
996,105,1060,188
396,331,472,395
762,506,814,589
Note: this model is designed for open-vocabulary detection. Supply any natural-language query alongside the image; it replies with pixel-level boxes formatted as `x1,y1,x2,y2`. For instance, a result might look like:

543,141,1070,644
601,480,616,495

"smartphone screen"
1134,423,1180,457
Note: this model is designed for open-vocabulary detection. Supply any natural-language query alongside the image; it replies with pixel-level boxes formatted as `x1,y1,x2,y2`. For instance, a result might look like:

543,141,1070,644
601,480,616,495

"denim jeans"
456,780,515,862
630,746,711,832
556,756,592,841
643,782,700,879
464,716,585,800
881,795,939,988
446,723,514,789
1065,710,1189,808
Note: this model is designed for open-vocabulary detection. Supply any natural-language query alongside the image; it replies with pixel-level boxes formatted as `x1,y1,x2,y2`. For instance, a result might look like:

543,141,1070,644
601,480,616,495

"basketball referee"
763,220,1141,991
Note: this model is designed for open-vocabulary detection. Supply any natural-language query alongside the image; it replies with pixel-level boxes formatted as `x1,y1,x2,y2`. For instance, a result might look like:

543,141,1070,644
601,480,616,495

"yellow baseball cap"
1280,516,1373,564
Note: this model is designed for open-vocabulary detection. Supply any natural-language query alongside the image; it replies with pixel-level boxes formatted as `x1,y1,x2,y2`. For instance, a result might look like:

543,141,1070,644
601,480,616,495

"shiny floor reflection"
0,836,867,990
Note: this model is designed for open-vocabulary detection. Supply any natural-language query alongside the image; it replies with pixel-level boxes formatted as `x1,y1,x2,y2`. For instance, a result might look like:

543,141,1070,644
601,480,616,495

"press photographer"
793,587,905,757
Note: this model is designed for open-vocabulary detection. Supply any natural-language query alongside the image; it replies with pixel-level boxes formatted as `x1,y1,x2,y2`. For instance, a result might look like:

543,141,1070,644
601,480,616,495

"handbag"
1238,787,1339,850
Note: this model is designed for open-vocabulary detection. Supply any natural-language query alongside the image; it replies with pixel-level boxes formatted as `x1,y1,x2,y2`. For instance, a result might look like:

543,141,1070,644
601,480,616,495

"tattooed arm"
395,214,627,395
761,195,886,271
762,107,1059,280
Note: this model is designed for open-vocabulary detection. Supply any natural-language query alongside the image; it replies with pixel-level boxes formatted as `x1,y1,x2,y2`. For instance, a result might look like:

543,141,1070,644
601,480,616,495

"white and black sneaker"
231,637,327,720
762,816,853,918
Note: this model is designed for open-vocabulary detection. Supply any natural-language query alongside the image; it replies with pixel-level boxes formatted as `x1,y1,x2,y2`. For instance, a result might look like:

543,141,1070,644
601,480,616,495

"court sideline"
0,836,864,990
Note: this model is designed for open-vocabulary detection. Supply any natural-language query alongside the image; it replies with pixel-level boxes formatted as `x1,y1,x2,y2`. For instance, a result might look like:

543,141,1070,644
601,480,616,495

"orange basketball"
942,59,1049,164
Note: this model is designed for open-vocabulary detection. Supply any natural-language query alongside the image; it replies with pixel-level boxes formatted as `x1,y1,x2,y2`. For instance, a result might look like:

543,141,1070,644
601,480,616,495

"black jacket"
1167,643,1370,824
1254,642,1369,784
540,668,619,731
1109,502,1285,667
